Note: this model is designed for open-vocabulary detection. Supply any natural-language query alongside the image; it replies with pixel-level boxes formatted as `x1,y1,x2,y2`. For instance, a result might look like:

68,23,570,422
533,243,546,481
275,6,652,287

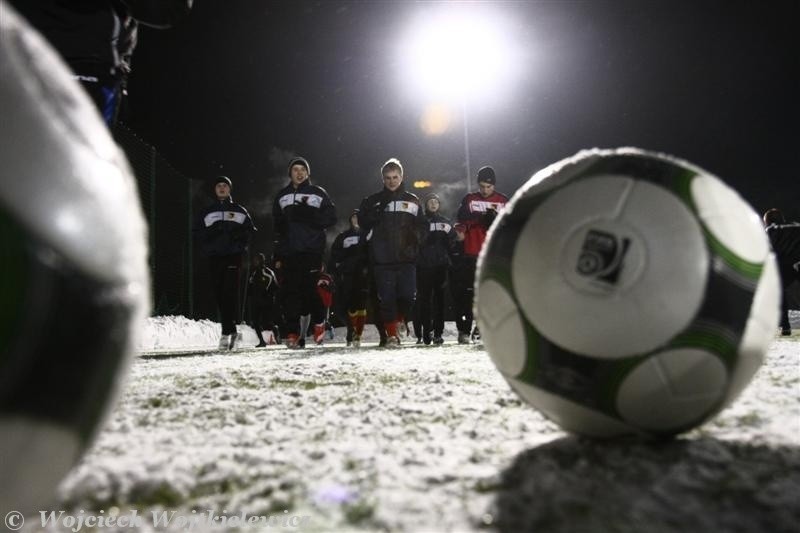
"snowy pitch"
46,315,800,532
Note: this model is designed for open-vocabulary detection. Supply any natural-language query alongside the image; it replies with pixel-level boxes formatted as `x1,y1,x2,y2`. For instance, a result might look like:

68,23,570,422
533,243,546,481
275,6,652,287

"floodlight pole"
462,98,472,194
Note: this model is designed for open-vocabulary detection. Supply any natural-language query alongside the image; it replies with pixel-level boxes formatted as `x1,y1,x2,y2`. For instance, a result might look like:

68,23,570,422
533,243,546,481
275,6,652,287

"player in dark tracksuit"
454,166,509,343
272,157,337,348
194,176,256,350
358,158,427,347
11,0,193,127
449,232,473,344
248,253,279,347
763,208,800,336
330,210,370,347
416,193,453,345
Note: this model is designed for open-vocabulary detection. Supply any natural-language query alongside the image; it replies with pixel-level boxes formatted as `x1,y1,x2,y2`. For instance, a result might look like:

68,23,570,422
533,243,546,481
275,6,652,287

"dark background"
117,1,799,317
126,0,798,255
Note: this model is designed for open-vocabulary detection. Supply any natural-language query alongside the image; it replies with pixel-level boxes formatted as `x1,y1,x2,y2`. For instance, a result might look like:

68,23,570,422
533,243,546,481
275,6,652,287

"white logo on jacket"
343,235,361,248
384,200,419,215
278,192,324,210
429,222,452,233
469,200,505,213
204,211,247,227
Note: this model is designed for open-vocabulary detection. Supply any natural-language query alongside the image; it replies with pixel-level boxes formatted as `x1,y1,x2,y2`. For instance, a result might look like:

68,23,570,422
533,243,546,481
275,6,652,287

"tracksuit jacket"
456,191,509,257
417,212,453,268
272,180,337,260
357,185,427,265
194,198,255,257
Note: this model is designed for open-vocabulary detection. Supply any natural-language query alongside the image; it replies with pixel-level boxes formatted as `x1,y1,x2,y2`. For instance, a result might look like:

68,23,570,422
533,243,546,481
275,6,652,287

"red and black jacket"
456,191,509,257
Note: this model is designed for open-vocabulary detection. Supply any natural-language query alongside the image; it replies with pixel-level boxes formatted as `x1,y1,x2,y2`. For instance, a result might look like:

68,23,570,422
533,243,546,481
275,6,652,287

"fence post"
149,146,157,314
187,178,194,318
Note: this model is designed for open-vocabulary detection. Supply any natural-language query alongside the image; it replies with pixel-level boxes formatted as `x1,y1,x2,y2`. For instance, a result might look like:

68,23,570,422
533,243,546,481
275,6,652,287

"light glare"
402,8,514,101
420,103,453,135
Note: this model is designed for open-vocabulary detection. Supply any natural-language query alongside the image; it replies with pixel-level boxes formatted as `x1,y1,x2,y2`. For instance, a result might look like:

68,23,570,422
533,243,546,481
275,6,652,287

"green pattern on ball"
668,329,737,362
702,227,763,281
515,321,541,384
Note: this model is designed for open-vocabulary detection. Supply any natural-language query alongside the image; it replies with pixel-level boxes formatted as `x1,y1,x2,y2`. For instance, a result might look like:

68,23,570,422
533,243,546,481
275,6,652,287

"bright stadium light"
402,8,514,101
400,6,518,193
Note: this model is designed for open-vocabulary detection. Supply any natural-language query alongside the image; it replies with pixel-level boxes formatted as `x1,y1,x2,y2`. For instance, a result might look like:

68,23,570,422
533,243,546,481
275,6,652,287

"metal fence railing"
114,123,200,318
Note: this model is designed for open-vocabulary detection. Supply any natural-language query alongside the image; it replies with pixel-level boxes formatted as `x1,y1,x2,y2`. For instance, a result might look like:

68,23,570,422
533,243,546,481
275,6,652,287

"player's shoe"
313,323,326,345
218,335,231,350
285,333,300,349
471,326,481,341
229,331,240,350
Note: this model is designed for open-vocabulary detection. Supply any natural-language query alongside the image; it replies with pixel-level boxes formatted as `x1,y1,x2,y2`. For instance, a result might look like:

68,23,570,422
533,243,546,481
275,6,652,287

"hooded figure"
11,0,193,126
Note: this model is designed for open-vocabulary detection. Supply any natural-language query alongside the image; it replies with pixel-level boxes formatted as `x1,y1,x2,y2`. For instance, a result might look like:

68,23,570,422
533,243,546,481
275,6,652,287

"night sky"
126,1,799,252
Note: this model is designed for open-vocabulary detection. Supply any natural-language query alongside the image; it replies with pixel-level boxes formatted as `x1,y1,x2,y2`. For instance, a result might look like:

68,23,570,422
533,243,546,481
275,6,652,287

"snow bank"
136,316,259,352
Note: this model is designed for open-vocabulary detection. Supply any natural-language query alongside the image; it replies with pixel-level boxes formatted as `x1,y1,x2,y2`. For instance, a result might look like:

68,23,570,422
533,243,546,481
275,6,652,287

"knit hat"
424,193,440,213
287,157,310,176
476,166,496,185
214,175,232,187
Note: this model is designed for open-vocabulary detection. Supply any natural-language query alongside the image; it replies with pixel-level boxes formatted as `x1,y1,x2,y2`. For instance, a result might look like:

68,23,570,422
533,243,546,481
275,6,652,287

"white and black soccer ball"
476,148,780,438
0,3,149,512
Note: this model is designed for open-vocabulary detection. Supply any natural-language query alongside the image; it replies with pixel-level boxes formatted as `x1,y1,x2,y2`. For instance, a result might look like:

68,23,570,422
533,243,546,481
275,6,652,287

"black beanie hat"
214,175,232,187
424,193,440,212
477,166,496,185
288,157,310,176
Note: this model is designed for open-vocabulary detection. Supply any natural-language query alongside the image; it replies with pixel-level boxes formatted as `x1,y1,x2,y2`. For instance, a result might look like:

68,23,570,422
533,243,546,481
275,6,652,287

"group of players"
194,157,508,350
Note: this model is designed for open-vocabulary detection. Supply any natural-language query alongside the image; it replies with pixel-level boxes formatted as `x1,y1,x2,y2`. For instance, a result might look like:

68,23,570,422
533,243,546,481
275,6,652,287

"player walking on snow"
11,0,193,127
248,253,279,347
763,208,800,336
194,176,256,350
358,158,427,347
330,210,370,347
272,157,337,348
416,193,453,345
454,166,508,343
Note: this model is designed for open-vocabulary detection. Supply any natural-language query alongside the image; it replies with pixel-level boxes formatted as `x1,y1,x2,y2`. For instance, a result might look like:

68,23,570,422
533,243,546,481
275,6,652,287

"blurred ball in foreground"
476,148,779,438
0,3,149,512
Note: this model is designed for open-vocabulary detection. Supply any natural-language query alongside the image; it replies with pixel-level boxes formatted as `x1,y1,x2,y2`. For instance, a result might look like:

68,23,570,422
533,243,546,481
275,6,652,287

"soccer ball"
0,5,149,513
476,148,779,438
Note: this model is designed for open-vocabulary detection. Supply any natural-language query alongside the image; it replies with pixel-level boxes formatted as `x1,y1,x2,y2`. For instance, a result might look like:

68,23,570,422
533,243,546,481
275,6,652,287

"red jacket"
456,191,509,257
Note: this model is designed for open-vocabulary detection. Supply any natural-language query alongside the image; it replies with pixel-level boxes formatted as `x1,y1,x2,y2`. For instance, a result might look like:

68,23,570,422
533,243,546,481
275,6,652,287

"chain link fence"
114,123,217,319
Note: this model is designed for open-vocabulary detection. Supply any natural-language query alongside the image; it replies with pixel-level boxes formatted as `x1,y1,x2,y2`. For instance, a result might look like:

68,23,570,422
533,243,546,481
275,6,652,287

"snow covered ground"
35,314,800,532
